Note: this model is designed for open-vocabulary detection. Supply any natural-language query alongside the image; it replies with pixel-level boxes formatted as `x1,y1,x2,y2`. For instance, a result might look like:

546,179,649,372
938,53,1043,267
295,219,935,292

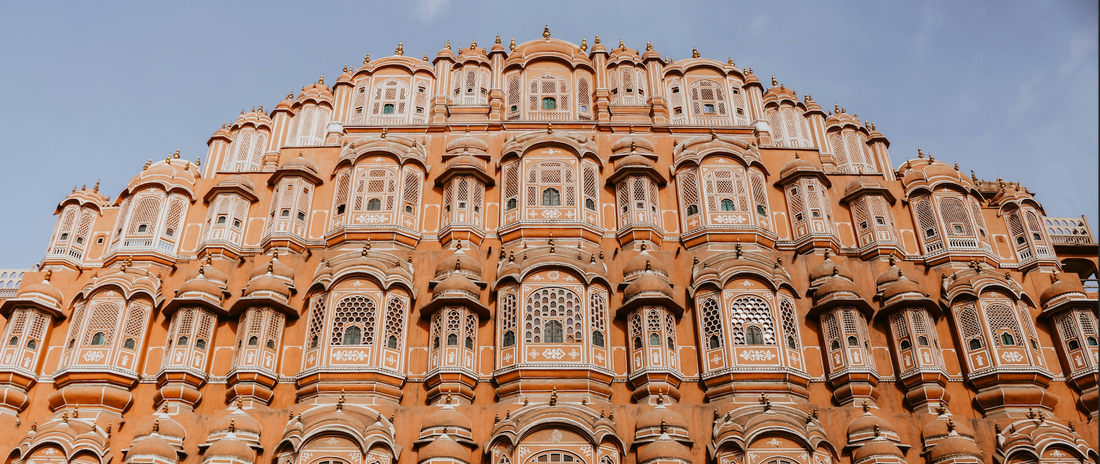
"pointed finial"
547,122,553,134
495,34,501,44
580,38,587,52
510,37,516,51
144,158,152,170
471,38,477,49
841,106,846,113
711,128,718,140
43,269,52,282
692,47,700,58
728,57,734,65
834,103,840,113
423,54,429,61
543,25,550,39
664,57,671,65
862,400,870,413
395,42,404,55
549,386,557,405
647,41,653,51
594,35,601,44
364,53,371,64
618,39,624,49
771,75,778,86
873,423,881,437
954,162,959,171
381,127,387,138
917,147,924,158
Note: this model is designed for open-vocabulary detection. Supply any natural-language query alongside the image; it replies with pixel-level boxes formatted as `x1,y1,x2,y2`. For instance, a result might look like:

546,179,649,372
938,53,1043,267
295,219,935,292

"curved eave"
418,293,490,320
607,164,666,186
162,294,230,318
809,294,874,319
204,184,259,203
120,181,196,201
840,185,897,205
435,164,495,187
229,294,299,319
774,167,831,188
268,168,323,187
1039,295,1098,318
877,294,941,321
54,197,105,216
616,293,684,319
0,296,65,320
499,138,601,167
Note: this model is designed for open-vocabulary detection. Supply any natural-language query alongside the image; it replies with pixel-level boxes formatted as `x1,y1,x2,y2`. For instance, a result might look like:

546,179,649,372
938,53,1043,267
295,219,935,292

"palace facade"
1,29,1097,464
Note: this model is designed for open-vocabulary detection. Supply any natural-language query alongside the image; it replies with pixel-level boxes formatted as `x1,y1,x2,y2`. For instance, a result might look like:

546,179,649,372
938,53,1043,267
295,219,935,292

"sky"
0,1,1096,267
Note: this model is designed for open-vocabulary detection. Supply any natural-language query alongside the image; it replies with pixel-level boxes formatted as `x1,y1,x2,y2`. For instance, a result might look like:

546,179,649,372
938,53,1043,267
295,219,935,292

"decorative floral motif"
1001,351,1024,363
542,348,566,360
82,351,104,362
332,350,370,362
739,349,776,361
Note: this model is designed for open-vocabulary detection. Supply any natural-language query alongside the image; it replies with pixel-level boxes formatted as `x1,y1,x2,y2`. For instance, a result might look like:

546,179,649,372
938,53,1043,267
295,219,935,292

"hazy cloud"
750,15,768,35
1060,25,1098,78
911,4,943,60
1007,77,1042,123
412,0,451,24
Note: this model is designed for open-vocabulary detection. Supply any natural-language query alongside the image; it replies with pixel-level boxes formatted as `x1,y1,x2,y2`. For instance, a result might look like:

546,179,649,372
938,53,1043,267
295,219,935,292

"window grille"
384,298,405,350
678,169,701,223
1079,310,1097,336
577,76,592,119
526,161,575,208
506,75,521,120
306,295,326,349
913,195,940,243
780,299,799,349
730,296,776,345
1057,313,1079,343
939,197,974,237
331,296,376,347
701,296,723,349
524,287,582,343
83,302,121,346
129,197,162,235
589,292,607,347
986,303,1023,348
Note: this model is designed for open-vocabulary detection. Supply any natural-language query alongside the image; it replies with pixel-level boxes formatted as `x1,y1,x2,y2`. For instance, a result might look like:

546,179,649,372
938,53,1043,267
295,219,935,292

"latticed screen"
331,296,377,346
729,296,775,345
938,197,974,236
524,287,582,343
526,161,575,208
986,303,1024,348
700,296,722,349
383,298,405,350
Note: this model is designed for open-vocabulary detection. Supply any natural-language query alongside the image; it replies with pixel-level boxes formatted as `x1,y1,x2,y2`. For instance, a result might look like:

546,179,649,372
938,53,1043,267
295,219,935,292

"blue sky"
0,1,1096,267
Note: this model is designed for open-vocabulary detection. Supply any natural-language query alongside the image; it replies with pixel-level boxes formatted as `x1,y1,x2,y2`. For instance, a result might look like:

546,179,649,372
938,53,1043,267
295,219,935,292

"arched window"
527,161,575,209
503,331,516,347
939,196,975,237
721,199,735,211
367,198,382,210
525,287,582,343
123,338,136,349
688,79,729,124
344,326,362,345
1000,332,1016,346
730,296,775,345
332,295,377,347
527,74,570,118
545,320,564,343
701,296,723,349
542,188,560,206
704,168,750,215
447,333,458,346
371,78,409,119
745,325,764,345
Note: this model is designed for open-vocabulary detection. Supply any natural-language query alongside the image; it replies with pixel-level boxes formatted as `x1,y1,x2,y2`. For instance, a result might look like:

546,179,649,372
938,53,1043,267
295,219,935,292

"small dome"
434,274,480,297
211,410,262,436
419,434,470,463
421,404,472,432
636,405,688,432
875,263,905,287
848,411,896,439
844,177,885,197
624,273,672,300
637,435,692,464
929,434,982,461
921,414,974,442
1040,273,1086,307
279,153,319,175
779,157,822,180
18,277,63,303
852,439,904,462
249,255,295,281
205,437,256,462
882,275,925,300
178,277,223,298
434,250,483,278
127,436,177,462
816,276,861,300
243,275,291,298
214,175,256,194
134,416,186,441
614,154,655,171
809,256,853,283
623,250,669,278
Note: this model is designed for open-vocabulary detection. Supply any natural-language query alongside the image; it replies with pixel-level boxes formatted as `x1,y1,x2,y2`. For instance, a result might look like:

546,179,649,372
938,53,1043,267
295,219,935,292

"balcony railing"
1045,215,1096,246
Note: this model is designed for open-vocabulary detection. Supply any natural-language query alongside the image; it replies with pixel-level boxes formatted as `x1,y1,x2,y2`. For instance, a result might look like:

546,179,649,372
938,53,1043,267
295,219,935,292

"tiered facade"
1,29,1097,464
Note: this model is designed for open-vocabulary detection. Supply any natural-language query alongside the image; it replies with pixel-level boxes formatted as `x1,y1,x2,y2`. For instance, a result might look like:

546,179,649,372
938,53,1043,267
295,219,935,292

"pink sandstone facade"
1,29,1097,464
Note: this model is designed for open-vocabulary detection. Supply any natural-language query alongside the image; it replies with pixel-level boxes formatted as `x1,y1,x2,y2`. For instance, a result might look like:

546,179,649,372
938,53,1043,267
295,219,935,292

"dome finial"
445,40,451,50
510,37,516,51
917,147,924,158
423,54,428,61
594,35,601,44
728,57,734,65
692,47,700,58
495,34,501,44
318,74,324,85
395,42,404,55
619,39,624,49
144,158,152,170
471,38,477,48
547,122,553,134
173,148,180,159
771,75,778,86
364,53,371,64
543,25,551,40
647,41,653,51
580,37,587,52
